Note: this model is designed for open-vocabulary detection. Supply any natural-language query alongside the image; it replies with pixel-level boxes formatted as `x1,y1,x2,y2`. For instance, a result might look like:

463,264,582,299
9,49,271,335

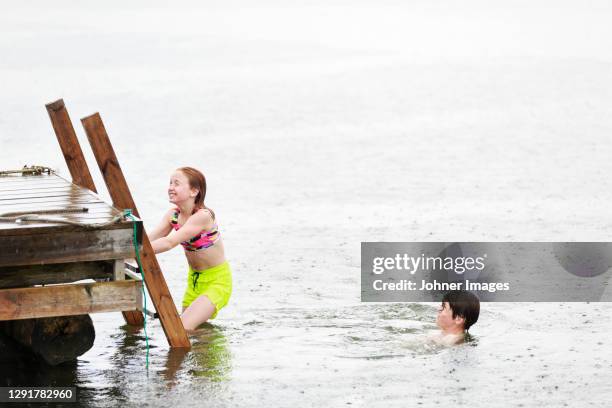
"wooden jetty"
0,99,189,365
0,171,143,316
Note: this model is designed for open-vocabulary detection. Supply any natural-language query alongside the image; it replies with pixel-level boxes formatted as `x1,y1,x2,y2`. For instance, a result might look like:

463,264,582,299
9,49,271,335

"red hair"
176,166,215,220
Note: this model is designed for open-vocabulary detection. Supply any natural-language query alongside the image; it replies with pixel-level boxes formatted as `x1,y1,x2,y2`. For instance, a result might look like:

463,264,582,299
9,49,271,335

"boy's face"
436,302,465,332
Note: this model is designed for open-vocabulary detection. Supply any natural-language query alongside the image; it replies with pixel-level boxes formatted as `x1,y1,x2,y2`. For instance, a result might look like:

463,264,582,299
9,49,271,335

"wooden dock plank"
0,178,71,188
0,203,120,215
0,219,132,236
0,201,113,212
0,181,69,192
0,197,104,208
0,221,125,232
0,280,142,321
0,172,128,232
0,218,129,231
0,189,93,201
0,202,125,231
0,179,78,187
0,208,120,219
0,175,64,182
0,214,120,224
0,184,80,198
0,174,67,182
0,261,114,289
0,175,59,184
0,225,142,266
0,173,101,202
0,172,84,186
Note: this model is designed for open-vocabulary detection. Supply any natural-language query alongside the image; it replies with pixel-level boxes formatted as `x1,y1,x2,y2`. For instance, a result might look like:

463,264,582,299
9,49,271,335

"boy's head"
436,290,480,333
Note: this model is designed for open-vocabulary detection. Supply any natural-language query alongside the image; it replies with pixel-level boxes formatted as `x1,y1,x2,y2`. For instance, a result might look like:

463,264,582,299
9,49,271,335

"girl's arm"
151,210,212,254
126,209,173,265
147,209,174,242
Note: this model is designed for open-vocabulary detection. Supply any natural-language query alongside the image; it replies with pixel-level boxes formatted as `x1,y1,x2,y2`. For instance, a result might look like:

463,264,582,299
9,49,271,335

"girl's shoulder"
192,207,216,226
166,207,180,224
163,207,179,219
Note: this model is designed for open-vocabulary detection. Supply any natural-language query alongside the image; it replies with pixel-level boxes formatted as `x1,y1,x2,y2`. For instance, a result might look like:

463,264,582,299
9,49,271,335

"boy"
434,290,480,345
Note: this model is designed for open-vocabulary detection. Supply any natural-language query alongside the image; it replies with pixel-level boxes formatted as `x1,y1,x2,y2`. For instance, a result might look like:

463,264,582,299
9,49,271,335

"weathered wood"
113,259,125,281
0,226,141,267
0,280,143,321
82,112,190,348
0,212,123,223
0,218,130,234
46,100,146,327
46,99,97,192
0,182,68,193
0,315,95,366
0,173,122,234
0,174,62,185
0,261,114,289
0,197,104,211
0,201,112,214
0,190,94,203
0,208,119,220
0,185,81,199
0,211,123,223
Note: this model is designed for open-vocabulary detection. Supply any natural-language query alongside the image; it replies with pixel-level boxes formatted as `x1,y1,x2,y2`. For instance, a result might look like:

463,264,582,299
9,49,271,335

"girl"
149,167,232,332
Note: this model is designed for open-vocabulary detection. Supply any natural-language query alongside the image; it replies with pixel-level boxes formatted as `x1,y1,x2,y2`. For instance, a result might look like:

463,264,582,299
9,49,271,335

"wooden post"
81,112,190,348
45,99,97,192
45,99,145,327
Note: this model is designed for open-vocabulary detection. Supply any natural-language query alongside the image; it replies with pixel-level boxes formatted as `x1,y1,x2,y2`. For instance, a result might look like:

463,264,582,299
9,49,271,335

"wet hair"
442,290,480,331
176,166,215,220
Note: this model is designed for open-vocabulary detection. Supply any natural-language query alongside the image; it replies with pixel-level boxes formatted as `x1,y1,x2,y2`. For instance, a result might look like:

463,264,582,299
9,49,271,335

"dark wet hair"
442,290,480,331
176,166,215,220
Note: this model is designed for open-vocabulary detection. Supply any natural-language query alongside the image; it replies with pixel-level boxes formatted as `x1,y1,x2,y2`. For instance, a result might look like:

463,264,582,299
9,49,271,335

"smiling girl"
148,167,232,332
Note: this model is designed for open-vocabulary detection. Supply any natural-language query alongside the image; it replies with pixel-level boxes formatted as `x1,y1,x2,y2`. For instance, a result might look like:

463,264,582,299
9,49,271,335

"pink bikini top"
170,208,220,251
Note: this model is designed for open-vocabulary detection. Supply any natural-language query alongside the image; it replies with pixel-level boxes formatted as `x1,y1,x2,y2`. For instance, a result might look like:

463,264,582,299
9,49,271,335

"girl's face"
168,171,198,204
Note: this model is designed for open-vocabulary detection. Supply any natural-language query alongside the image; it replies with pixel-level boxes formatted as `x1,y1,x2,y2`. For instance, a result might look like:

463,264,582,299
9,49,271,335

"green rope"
123,209,149,369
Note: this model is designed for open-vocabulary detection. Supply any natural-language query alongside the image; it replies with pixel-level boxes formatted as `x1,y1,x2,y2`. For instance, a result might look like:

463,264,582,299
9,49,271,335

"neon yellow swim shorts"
182,261,232,319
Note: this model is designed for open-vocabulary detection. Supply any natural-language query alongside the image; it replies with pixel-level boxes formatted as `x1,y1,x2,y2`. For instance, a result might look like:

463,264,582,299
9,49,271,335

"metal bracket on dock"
0,165,54,176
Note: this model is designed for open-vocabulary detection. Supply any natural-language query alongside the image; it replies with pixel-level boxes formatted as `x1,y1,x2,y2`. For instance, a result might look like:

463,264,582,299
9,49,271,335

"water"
1,1,612,406
3,303,611,406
